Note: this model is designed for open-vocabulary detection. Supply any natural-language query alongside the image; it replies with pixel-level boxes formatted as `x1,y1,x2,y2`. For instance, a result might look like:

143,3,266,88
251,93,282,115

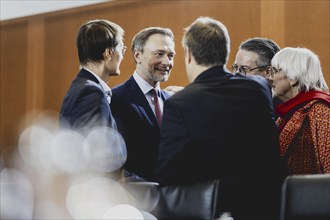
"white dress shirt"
133,71,164,116
83,68,112,104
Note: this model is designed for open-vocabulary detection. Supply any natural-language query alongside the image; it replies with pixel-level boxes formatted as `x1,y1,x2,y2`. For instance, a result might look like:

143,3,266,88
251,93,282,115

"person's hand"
164,86,184,95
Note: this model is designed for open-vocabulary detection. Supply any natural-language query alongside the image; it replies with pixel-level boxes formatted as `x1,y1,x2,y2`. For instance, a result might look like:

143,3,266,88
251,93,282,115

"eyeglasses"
268,66,282,77
231,63,268,75
121,45,127,55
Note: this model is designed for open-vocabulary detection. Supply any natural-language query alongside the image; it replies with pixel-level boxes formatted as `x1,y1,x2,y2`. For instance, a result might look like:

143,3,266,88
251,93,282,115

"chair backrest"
123,180,220,220
280,174,330,220
123,181,160,213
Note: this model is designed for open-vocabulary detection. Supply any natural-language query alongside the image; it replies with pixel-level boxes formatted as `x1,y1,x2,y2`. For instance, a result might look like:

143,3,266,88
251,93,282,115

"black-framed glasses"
269,66,282,77
231,63,268,75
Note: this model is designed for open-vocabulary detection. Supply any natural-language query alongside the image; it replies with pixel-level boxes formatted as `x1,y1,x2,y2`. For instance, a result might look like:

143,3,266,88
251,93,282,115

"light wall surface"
0,0,108,21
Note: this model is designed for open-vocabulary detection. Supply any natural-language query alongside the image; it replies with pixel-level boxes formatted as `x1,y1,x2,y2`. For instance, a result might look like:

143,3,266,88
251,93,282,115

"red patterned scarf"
275,91,330,132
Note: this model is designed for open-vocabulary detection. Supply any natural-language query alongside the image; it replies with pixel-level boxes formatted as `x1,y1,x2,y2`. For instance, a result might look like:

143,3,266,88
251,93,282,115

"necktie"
150,89,162,124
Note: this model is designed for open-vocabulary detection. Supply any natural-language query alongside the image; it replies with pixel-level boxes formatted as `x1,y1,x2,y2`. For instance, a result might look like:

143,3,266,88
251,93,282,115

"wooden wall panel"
284,0,329,84
107,0,263,89
44,15,80,112
1,0,329,162
261,0,285,47
44,0,264,112
0,21,28,163
26,17,45,112
43,1,143,112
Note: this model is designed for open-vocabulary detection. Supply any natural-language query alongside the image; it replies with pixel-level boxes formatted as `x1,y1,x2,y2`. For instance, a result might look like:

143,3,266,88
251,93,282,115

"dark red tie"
151,89,162,124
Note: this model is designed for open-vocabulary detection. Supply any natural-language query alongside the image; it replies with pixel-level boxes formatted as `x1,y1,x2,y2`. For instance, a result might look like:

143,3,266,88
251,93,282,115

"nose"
162,55,171,65
161,59,173,72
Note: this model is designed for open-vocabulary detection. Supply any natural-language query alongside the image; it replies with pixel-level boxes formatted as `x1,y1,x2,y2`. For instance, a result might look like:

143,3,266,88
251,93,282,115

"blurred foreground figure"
270,47,330,174
156,17,285,220
0,112,154,220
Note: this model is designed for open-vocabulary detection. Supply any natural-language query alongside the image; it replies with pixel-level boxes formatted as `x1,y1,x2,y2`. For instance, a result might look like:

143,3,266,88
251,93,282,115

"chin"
159,76,169,82
109,72,120,77
162,73,171,81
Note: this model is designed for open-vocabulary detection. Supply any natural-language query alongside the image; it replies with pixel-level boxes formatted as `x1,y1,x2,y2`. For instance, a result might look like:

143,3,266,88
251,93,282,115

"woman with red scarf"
269,47,330,175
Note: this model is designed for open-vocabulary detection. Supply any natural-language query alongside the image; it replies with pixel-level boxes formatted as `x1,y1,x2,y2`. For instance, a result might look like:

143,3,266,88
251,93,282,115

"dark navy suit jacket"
111,76,170,181
60,68,117,131
157,65,284,219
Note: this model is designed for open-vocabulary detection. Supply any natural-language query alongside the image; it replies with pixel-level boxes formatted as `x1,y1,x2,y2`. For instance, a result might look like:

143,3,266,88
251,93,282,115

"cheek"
273,75,286,85
114,58,121,67
147,61,159,72
149,56,163,65
274,78,290,93
148,60,155,67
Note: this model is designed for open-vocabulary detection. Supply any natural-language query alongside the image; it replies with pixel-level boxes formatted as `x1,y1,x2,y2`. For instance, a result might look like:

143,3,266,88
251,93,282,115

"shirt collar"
133,71,160,95
83,67,111,94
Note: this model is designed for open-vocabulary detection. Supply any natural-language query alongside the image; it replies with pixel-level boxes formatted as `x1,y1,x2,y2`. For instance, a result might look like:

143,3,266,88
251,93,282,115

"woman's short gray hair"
271,47,329,92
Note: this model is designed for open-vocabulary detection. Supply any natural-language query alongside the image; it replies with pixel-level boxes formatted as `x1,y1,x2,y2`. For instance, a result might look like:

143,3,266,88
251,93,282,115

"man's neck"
83,63,109,83
189,65,212,82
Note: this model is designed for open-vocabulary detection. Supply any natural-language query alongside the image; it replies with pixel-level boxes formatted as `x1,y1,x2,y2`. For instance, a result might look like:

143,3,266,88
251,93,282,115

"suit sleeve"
156,98,190,185
248,75,274,111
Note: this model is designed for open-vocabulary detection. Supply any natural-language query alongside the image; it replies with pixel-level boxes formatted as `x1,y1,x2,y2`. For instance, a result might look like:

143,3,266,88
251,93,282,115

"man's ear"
103,48,113,61
133,48,141,64
265,66,272,75
264,66,272,79
185,46,192,64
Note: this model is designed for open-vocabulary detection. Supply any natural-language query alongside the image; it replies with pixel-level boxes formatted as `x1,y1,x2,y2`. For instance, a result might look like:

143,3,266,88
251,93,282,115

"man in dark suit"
233,37,283,118
60,20,126,132
111,27,176,182
156,17,284,220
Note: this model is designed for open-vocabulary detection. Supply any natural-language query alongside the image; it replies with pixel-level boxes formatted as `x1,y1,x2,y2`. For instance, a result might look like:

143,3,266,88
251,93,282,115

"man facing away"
233,37,283,110
156,17,284,220
111,27,175,182
60,19,126,132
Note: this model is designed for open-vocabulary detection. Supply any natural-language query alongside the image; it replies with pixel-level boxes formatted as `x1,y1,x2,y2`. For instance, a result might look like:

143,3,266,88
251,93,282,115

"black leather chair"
123,180,220,220
280,174,330,220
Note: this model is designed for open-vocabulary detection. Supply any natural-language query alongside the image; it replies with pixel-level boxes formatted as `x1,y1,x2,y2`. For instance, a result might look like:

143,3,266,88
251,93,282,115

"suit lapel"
127,76,159,126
